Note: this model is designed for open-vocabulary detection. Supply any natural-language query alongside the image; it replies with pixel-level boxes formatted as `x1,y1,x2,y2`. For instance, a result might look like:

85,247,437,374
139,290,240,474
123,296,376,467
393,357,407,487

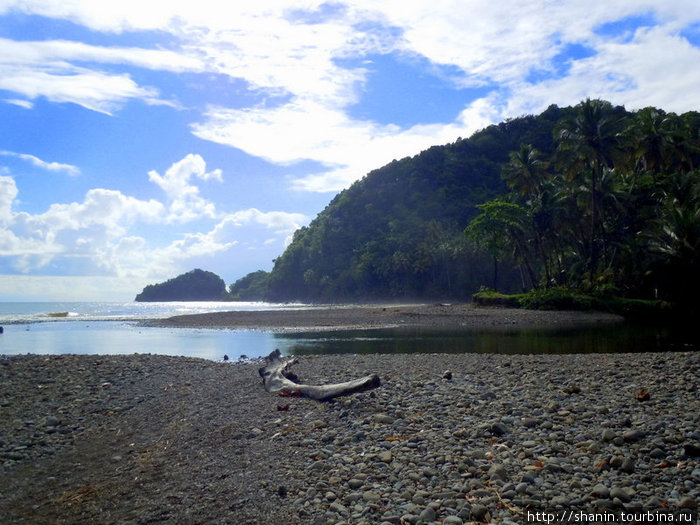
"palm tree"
554,98,625,282
502,143,546,201
647,173,700,304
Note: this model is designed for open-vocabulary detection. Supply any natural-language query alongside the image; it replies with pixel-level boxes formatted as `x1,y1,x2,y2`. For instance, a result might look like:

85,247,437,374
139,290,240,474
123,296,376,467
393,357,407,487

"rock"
679,497,697,509
490,422,508,436
348,479,364,489
471,505,489,522
418,506,436,522
609,487,631,502
488,464,508,481
591,484,610,498
378,451,392,463
362,491,381,502
649,447,665,459
620,457,635,473
622,429,644,442
683,443,700,457
442,517,463,525
601,428,616,441
373,414,395,425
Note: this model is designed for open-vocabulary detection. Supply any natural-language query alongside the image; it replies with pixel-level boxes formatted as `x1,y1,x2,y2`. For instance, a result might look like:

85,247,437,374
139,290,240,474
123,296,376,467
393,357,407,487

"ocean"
0,301,310,361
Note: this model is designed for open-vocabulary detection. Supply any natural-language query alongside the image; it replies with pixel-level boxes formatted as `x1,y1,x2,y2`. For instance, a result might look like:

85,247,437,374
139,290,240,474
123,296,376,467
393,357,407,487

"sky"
1,1,700,301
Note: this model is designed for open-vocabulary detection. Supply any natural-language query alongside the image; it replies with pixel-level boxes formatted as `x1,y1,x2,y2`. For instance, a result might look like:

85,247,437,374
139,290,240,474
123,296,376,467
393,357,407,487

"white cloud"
0,64,164,115
3,98,33,109
0,150,81,176
3,1,700,192
148,154,222,222
226,208,307,233
0,154,307,294
0,175,18,225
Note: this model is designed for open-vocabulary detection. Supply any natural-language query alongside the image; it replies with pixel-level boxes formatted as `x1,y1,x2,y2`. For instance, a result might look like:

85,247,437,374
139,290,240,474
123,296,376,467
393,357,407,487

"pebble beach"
1,306,698,524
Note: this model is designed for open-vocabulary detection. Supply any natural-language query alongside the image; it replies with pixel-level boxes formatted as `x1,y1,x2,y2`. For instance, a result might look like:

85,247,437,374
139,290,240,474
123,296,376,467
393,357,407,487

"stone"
348,479,364,489
471,505,489,522
490,422,508,436
622,429,644,442
601,429,616,442
362,491,381,502
378,451,393,463
418,506,436,523
609,487,631,502
683,443,700,457
488,464,507,481
443,517,463,525
591,484,610,498
679,497,697,509
373,414,395,425
620,457,635,473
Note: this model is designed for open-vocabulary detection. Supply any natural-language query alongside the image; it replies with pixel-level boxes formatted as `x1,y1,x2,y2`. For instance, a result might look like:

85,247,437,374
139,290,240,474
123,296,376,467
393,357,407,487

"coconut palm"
554,98,625,282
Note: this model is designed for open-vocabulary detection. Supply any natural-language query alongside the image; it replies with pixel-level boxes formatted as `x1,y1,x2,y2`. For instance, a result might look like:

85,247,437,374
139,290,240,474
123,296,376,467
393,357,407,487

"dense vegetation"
466,99,699,312
266,105,568,301
253,100,700,312
227,270,270,301
135,269,229,301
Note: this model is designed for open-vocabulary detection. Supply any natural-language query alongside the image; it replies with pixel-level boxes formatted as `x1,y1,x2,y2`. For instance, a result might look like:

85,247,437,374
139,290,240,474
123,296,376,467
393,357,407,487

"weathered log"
258,349,381,401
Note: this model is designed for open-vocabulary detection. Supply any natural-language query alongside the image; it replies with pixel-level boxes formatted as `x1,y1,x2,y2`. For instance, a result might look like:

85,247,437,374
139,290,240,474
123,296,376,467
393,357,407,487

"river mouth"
0,320,695,361
275,322,696,356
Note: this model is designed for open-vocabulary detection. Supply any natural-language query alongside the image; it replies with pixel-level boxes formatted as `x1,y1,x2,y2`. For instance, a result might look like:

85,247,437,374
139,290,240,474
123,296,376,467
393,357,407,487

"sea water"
0,301,309,361
0,302,694,360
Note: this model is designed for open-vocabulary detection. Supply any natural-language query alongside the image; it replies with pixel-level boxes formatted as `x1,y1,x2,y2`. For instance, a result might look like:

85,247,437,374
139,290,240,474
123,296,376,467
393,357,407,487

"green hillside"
263,100,700,306
135,269,228,302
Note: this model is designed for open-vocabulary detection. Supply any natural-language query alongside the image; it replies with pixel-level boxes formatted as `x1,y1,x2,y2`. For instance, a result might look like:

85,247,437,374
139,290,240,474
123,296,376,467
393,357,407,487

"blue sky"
1,1,700,301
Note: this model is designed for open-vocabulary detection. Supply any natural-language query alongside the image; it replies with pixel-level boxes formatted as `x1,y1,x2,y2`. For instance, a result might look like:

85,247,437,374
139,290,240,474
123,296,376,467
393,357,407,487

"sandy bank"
143,303,625,331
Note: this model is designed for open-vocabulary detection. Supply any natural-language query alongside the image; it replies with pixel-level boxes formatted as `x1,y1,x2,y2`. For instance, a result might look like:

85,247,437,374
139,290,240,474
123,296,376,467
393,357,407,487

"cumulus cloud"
0,175,18,225
148,154,222,222
0,154,308,290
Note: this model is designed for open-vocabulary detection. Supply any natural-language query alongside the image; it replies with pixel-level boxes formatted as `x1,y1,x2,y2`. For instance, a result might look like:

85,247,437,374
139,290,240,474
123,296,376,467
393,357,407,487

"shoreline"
141,303,625,331
1,351,698,524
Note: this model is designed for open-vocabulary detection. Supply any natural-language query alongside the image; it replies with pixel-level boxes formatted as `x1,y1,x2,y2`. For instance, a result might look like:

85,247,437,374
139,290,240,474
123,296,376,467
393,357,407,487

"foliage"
135,269,228,302
266,110,564,301
265,99,700,308
472,289,524,308
228,270,270,301
474,287,671,320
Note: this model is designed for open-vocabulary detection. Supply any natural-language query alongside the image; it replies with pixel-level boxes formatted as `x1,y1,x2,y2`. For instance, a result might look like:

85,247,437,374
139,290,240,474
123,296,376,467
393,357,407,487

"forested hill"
135,269,228,301
266,104,571,301
265,100,700,304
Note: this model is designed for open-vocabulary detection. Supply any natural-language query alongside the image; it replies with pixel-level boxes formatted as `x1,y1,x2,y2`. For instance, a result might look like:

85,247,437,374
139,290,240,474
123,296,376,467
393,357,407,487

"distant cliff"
135,269,228,302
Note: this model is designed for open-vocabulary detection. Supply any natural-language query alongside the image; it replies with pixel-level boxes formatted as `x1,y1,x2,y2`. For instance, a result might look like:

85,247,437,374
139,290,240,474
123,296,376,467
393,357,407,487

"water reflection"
275,324,692,356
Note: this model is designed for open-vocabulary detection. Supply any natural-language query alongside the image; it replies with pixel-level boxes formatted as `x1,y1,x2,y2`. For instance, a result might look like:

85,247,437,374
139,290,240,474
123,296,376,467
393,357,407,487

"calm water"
0,302,695,361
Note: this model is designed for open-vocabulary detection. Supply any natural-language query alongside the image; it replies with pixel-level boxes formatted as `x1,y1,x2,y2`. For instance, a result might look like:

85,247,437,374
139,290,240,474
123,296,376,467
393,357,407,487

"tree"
554,98,625,281
465,199,534,291
502,143,546,200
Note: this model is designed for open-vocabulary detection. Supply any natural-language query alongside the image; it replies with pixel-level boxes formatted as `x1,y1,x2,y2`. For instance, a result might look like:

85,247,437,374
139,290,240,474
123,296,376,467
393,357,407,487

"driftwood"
258,349,381,401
